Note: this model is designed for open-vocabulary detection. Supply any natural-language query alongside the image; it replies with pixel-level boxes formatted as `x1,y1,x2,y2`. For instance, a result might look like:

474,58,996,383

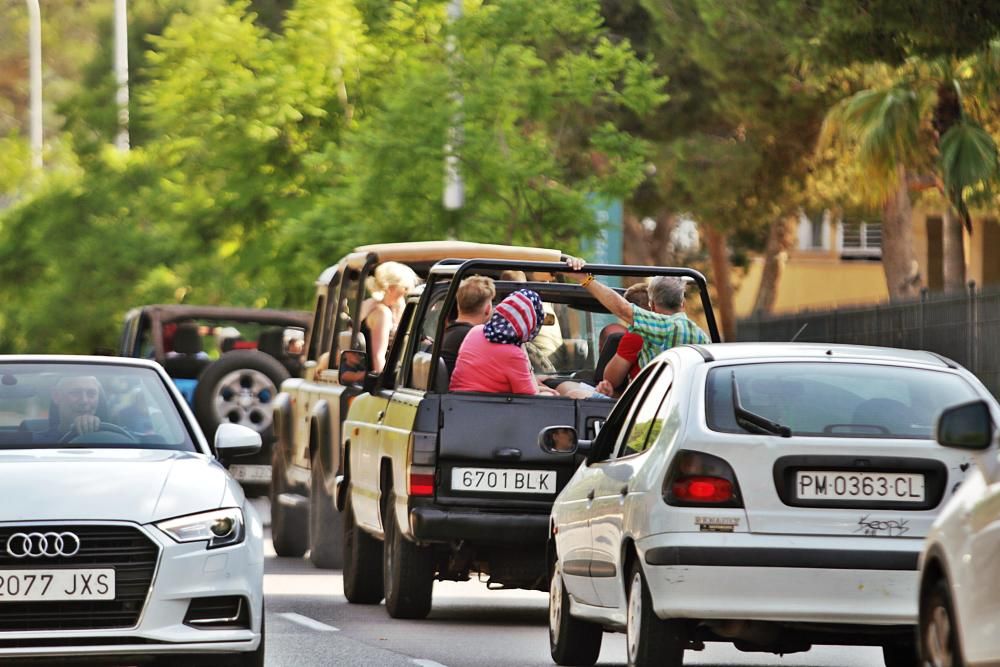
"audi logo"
5,532,81,558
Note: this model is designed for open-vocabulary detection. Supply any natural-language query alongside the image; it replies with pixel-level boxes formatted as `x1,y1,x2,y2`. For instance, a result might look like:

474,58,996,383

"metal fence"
738,283,1000,398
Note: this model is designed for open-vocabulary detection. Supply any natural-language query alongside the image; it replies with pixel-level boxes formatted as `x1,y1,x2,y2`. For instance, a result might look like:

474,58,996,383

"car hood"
0,448,239,524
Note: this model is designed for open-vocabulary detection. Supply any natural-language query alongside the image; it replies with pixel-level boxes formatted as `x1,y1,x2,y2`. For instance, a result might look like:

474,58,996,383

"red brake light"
663,450,743,507
409,473,435,497
672,476,734,503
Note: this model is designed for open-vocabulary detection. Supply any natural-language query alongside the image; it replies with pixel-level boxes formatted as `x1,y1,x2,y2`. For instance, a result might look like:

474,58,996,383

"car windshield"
0,362,197,451
705,362,979,439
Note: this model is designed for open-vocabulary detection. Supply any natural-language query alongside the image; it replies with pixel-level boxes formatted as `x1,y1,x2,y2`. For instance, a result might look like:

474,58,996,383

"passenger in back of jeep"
440,275,495,376
449,289,558,396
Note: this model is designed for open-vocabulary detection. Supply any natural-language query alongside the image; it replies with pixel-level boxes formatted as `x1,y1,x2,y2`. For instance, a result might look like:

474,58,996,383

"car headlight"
156,508,245,550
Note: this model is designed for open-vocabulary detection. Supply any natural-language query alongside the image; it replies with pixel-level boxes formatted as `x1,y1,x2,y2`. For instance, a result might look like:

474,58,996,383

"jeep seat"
161,323,210,379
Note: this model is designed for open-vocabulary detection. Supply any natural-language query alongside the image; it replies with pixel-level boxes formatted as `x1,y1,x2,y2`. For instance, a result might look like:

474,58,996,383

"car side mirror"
338,349,368,386
539,425,591,456
215,423,262,461
937,400,994,450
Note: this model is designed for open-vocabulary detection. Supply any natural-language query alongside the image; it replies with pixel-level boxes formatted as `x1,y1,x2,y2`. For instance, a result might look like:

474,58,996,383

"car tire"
920,577,965,667
882,639,919,667
549,558,602,666
382,494,434,619
342,493,384,604
233,610,265,667
193,350,289,443
308,451,344,569
626,561,685,667
269,446,308,558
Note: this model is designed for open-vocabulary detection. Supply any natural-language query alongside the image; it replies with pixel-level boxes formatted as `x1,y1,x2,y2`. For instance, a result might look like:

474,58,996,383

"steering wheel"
59,421,138,444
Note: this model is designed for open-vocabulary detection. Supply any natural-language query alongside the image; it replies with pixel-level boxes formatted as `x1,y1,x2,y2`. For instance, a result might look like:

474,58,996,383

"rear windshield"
0,362,197,451
706,362,978,439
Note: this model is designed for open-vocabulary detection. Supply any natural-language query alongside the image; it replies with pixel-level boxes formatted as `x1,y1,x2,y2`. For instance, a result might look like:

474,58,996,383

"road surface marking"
412,660,449,667
278,612,340,632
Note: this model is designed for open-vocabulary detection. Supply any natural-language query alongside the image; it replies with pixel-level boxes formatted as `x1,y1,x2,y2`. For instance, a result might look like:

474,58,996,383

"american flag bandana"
483,289,544,346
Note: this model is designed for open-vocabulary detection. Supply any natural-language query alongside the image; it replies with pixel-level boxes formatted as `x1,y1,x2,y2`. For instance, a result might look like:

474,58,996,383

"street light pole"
443,0,463,213
25,0,42,168
113,0,130,151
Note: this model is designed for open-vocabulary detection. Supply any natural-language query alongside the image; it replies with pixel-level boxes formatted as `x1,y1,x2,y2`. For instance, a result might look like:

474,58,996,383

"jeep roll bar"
416,258,721,392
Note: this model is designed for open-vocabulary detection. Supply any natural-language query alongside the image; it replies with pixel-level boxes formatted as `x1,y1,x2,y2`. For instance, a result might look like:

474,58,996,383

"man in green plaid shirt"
564,256,710,368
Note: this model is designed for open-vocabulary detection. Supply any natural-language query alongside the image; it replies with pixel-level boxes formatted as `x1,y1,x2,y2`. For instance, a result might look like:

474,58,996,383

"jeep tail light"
409,472,435,497
663,450,742,507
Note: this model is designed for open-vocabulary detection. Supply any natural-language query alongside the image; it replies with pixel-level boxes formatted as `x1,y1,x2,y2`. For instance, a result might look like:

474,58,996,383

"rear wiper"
731,371,792,438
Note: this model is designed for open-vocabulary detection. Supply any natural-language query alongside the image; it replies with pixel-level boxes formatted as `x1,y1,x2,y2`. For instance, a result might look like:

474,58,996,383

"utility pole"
25,0,42,168
114,0,130,150
443,0,463,214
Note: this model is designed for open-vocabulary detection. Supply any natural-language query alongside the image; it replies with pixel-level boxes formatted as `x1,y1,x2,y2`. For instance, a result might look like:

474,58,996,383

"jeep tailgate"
434,393,612,509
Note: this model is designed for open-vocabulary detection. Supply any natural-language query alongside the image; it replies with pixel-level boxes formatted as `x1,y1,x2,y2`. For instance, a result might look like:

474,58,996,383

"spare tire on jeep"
193,350,290,443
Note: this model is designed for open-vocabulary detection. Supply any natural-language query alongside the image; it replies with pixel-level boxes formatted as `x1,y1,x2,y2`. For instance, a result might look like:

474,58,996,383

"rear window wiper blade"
731,371,792,438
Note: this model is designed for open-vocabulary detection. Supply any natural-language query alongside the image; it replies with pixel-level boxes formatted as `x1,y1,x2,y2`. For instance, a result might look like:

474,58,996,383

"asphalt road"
254,501,889,667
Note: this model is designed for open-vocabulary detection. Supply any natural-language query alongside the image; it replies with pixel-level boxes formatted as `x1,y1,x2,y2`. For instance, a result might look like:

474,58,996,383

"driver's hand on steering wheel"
72,415,101,434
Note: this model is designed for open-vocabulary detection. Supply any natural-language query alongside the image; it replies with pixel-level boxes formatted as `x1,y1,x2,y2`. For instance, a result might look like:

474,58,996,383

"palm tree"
819,59,998,298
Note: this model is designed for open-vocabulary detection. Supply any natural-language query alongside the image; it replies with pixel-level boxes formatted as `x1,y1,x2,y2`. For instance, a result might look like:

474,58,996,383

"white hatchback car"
0,356,264,665
543,343,987,667
918,398,1000,667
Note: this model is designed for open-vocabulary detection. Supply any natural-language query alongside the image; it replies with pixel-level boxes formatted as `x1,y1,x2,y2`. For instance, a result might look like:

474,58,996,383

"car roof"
676,342,955,369
124,305,311,327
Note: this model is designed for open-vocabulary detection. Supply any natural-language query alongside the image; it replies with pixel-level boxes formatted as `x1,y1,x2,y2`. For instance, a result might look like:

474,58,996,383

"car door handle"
494,448,522,461
587,489,595,501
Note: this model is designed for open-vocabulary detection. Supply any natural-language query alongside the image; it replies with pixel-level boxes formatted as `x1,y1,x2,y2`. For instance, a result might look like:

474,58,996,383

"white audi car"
543,343,986,667
918,397,1000,667
0,356,264,665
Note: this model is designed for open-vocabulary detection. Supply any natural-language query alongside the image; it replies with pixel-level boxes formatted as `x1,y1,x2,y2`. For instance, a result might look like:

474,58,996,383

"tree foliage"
0,0,662,353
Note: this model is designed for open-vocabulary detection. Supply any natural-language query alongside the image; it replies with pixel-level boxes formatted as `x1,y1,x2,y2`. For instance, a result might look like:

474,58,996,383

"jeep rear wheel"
269,446,307,558
308,451,344,569
382,495,434,619
343,493,384,604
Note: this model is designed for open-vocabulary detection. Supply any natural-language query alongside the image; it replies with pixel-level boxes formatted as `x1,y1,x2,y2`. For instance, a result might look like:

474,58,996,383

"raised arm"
563,256,633,324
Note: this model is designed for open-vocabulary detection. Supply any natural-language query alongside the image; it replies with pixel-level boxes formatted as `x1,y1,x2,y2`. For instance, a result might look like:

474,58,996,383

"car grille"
0,525,159,631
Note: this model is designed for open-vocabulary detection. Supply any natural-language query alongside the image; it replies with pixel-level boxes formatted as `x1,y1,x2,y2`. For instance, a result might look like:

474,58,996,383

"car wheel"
549,558,602,666
382,494,434,619
269,445,308,558
626,561,685,667
342,493,384,604
882,638,919,667
921,577,965,667
232,610,265,667
308,451,344,569
193,350,289,443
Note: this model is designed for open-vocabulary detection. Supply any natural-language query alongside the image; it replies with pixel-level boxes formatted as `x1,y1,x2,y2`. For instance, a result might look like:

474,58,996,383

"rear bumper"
638,532,922,626
410,507,548,545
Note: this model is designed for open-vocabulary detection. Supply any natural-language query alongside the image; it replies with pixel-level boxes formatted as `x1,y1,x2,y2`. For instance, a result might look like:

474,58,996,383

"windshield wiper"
731,371,791,438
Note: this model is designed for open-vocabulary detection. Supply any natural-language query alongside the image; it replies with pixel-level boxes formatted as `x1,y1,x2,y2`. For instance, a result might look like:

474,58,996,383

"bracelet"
580,274,595,288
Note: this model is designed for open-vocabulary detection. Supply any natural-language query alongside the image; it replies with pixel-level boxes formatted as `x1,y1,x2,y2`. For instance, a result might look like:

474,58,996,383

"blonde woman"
359,262,419,373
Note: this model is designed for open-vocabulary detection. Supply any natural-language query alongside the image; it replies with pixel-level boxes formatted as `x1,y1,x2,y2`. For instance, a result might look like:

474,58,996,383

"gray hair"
647,276,686,311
